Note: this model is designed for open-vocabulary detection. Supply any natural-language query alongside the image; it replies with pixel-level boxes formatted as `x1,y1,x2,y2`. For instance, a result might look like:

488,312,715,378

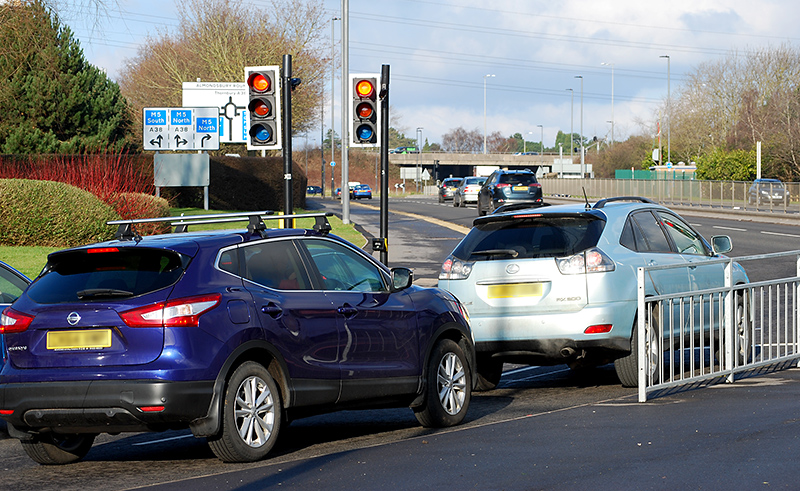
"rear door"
6,247,189,369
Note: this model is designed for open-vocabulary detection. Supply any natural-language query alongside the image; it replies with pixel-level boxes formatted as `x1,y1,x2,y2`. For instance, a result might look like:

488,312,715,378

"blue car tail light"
120,293,221,328
1,307,34,334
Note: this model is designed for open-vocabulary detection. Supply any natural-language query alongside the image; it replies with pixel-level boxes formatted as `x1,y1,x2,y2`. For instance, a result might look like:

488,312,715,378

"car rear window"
453,215,605,261
27,248,188,304
498,173,537,185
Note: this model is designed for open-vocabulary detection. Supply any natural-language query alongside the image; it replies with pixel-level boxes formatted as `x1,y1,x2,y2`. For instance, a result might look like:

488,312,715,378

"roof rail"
592,196,656,209
108,211,333,240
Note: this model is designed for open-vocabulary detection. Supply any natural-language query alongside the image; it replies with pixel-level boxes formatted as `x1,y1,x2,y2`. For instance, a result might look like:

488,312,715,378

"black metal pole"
283,55,293,228
379,64,390,265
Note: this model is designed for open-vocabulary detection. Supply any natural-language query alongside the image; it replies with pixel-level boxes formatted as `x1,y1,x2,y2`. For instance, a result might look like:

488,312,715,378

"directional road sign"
143,107,220,151
182,82,247,144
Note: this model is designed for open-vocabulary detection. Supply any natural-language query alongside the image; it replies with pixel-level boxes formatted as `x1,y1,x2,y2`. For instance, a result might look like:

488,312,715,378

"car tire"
414,339,471,428
715,291,751,366
614,307,661,388
475,356,503,391
21,433,96,465
439,195,444,203
453,197,458,207
208,361,282,463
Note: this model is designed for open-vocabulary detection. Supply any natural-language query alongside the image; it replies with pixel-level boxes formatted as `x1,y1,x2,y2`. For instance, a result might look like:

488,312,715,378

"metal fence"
540,178,798,213
637,251,800,402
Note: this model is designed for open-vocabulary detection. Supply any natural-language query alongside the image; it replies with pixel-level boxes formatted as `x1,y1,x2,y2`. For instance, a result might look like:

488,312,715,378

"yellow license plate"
513,186,529,191
47,329,112,350
487,283,543,299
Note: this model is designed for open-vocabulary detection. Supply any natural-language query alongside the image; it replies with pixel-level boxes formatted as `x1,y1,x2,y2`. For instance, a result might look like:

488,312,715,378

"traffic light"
245,66,282,150
349,74,380,147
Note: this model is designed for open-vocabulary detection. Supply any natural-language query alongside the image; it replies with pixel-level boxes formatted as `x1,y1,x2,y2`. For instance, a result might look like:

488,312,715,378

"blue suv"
0,212,474,464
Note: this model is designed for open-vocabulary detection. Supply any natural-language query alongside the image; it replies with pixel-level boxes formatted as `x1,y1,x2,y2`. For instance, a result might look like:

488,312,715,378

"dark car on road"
0,211,475,465
477,169,542,216
438,178,463,203
748,178,790,206
306,185,323,196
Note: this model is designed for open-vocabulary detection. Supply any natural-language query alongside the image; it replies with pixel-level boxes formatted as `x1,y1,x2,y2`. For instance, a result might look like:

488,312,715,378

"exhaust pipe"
560,347,576,358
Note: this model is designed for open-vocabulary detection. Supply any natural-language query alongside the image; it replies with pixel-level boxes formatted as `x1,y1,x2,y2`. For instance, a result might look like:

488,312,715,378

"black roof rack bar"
109,211,272,240
593,196,656,209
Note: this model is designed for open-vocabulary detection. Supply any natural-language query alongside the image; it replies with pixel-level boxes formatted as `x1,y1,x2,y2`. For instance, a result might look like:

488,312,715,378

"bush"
0,179,120,247
110,193,171,235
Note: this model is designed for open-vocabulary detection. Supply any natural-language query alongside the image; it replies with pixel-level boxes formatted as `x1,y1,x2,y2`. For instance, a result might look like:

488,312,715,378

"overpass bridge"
389,152,590,181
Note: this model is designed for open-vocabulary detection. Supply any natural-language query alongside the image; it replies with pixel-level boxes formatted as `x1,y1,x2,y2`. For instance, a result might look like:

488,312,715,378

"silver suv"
438,197,750,389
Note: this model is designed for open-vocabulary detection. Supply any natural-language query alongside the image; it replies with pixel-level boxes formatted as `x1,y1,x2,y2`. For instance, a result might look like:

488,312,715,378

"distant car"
334,187,342,199
353,184,373,199
748,178,790,206
393,146,419,154
0,261,31,370
439,178,463,203
453,176,487,208
306,185,322,196
477,169,542,216
438,197,750,390
0,211,475,465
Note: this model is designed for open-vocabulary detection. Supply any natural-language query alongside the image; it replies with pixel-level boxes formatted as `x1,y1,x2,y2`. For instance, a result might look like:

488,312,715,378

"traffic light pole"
282,55,294,228
378,65,390,265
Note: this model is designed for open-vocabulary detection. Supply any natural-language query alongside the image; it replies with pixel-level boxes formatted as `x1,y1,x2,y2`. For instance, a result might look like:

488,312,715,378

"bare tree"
118,0,327,146
441,127,482,153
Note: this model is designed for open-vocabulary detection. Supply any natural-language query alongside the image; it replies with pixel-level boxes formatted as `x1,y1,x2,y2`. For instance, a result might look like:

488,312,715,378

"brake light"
555,248,615,275
496,183,510,188
585,324,613,334
87,247,120,254
138,405,165,413
0,409,13,416
439,255,474,280
531,183,542,188
1,307,34,334
120,293,221,328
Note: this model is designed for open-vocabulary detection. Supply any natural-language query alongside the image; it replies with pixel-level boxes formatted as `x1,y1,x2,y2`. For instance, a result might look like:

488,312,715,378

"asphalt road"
2,195,800,490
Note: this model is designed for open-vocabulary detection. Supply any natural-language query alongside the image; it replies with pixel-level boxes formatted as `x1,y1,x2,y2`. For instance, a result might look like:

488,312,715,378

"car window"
630,211,672,253
0,267,28,304
657,212,708,256
301,239,387,292
242,240,310,290
26,248,188,304
498,173,536,185
453,215,605,260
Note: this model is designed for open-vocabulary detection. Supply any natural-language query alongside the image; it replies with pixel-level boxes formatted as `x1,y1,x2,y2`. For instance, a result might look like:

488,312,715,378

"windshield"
464,177,485,186
27,248,188,304
453,215,605,261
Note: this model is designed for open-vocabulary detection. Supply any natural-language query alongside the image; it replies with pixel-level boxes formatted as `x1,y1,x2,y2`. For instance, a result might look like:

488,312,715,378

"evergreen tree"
0,1,132,153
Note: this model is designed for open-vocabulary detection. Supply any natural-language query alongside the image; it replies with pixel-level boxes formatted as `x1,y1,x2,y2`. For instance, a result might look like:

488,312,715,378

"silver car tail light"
555,248,615,275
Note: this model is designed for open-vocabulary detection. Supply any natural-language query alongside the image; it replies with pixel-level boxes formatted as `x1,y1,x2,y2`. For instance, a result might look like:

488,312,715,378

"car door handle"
337,304,358,317
261,303,282,318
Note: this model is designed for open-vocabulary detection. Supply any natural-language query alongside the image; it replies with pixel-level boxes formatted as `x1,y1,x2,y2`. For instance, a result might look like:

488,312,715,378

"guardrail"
541,178,798,214
637,250,800,402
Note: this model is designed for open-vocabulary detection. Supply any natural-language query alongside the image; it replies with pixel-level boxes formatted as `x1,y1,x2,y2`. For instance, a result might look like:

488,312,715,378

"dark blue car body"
0,212,474,464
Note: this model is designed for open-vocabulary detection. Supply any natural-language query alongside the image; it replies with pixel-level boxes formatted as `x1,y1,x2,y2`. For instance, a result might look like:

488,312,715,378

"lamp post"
523,130,533,153
483,74,495,154
330,16,340,198
565,88,574,161
575,75,584,177
537,124,543,154
416,127,423,193
660,55,671,164
601,62,614,145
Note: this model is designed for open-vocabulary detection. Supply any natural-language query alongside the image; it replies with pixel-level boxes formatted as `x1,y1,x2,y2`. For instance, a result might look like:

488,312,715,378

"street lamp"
660,55,671,164
523,130,533,153
416,127,423,193
329,16,340,198
575,75,584,177
565,88,574,161
601,62,614,145
483,74,495,154
537,124,543,153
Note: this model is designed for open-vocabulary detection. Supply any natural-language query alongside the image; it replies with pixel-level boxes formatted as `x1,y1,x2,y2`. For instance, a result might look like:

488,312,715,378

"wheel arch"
189,340,292,438
411,322,476,407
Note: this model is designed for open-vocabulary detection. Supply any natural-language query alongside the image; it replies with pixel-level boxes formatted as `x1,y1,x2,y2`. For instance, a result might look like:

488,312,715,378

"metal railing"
637,251,800,402
541,178,798,214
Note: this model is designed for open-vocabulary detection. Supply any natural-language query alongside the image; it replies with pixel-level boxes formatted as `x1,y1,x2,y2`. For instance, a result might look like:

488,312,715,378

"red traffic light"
355,79,375,98
248,72,271,93
249,98,272,118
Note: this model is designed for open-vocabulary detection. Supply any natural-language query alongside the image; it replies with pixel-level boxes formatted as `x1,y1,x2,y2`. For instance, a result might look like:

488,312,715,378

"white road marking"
132,434,194,446
761,230,800,238
713,225,747,232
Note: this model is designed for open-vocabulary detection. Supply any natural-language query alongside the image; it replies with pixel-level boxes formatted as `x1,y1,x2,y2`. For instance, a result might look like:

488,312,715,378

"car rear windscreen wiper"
76,288,134,299
471,249,519,258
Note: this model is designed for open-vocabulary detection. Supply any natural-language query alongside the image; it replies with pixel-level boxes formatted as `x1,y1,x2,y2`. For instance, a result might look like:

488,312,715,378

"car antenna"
583,187,590,210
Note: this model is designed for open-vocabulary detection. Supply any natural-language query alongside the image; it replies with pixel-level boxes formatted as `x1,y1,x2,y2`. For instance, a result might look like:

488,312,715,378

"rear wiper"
471,249,519,258
76,288,134,299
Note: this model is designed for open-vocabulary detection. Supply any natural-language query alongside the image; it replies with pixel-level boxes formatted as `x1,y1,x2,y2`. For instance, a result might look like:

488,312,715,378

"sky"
57,0,800,150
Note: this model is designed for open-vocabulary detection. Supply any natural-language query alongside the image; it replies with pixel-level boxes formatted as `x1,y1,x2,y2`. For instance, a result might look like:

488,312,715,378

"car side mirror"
711,235,732,255
390,267,413,291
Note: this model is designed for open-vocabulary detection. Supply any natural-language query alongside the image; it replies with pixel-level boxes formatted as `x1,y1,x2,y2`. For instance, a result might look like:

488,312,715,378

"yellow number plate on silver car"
487,283,543,299
47,329,112,350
